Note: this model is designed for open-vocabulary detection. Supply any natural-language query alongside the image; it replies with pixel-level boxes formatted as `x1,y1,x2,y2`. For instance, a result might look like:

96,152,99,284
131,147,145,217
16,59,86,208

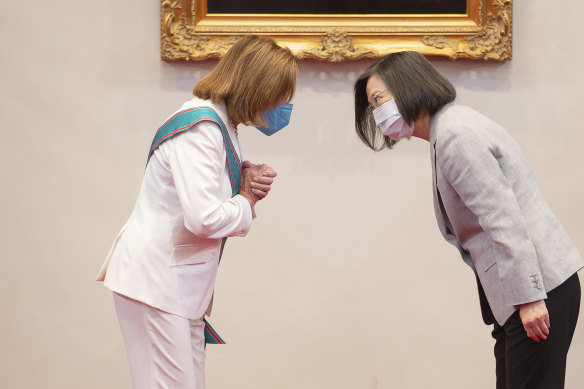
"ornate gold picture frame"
161,0,512,62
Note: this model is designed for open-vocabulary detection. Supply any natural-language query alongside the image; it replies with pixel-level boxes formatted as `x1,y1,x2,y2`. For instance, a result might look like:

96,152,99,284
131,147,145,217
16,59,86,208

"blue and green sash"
148,106,242,345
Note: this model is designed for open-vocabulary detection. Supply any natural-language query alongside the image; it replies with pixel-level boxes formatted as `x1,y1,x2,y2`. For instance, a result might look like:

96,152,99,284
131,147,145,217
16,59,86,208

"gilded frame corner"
161,0,512,62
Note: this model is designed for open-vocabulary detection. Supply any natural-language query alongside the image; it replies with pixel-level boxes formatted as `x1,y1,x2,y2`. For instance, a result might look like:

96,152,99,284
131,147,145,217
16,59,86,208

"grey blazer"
430,104,583,325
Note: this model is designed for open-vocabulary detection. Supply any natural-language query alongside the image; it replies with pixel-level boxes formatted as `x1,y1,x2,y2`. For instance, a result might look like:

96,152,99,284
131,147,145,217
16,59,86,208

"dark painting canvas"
207,0,467,15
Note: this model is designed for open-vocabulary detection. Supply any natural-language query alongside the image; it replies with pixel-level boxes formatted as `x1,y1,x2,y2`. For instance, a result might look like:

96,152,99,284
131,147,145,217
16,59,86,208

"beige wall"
1,1,583,388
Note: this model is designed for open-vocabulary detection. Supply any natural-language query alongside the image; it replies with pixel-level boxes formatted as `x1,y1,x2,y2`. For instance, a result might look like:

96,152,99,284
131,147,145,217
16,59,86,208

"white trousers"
113,293,206,389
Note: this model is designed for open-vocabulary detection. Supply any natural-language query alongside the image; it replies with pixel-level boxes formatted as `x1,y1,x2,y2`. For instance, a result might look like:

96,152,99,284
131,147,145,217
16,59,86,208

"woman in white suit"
353,51,582,389
97,35,299,389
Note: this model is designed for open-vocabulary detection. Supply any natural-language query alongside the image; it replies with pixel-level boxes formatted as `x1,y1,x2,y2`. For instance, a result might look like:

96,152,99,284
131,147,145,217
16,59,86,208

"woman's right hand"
519,299,550,342
239,161,277,207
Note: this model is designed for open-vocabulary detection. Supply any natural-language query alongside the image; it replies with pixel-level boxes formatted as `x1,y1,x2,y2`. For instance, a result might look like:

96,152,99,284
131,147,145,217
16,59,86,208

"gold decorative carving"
161,0,513,62
296,30,378,62
422,0,512,60
161,0,240,60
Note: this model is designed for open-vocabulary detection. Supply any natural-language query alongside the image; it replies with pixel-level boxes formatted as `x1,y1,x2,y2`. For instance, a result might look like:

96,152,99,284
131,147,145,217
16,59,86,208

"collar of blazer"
429,102,453,151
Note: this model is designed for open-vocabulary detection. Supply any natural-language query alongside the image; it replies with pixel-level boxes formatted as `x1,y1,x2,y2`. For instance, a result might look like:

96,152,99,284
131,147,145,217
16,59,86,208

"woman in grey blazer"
353,51,583,389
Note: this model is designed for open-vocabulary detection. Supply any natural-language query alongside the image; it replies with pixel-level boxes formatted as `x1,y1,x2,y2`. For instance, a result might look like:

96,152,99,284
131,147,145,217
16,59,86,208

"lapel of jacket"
429,110,461,248
429,107,476,269
429,122,450,238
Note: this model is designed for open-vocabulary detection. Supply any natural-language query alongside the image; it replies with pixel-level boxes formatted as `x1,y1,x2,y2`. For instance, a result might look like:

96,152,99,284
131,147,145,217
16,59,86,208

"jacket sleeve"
436,127,547,306
165,121,253,239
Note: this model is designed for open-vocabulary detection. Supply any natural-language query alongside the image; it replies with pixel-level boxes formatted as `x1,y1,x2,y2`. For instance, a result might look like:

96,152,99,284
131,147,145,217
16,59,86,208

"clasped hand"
239,161,277,207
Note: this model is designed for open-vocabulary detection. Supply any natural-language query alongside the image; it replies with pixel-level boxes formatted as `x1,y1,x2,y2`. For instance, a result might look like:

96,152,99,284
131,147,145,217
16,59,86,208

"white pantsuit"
98,98,253,388
114,293,206,389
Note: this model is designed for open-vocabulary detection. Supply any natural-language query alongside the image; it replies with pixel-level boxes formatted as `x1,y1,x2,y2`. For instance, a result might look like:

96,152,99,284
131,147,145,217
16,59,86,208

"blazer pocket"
476,245,496,273
169,242,219,267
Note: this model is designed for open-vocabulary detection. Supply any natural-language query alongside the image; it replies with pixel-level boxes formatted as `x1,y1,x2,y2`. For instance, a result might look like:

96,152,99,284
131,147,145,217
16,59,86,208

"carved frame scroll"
161,0,512,62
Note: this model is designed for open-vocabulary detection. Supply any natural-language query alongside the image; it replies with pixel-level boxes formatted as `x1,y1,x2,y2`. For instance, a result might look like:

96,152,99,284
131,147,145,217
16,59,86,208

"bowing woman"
97,35,298,389
353,51,583,389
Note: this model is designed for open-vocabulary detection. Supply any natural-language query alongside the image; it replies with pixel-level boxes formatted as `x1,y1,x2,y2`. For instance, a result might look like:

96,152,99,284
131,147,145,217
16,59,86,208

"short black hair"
354,51,456,150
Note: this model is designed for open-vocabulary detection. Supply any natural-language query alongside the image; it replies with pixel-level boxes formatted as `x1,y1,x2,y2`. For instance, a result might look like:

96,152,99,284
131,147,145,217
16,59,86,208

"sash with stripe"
148,106,242,345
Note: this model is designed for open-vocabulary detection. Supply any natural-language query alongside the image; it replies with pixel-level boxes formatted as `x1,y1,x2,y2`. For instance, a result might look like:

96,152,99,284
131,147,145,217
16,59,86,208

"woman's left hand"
519,299,550,342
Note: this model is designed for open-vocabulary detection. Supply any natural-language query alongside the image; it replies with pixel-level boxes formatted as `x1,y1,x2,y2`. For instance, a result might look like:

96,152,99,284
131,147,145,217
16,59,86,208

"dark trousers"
491,273,581,389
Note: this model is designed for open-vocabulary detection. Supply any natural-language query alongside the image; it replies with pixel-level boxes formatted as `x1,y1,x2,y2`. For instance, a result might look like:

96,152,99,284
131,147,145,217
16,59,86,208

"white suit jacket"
430,104,583,325
97,97,253,320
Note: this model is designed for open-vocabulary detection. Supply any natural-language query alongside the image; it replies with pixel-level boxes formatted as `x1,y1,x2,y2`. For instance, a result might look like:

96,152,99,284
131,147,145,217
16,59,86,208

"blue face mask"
255,103,293,136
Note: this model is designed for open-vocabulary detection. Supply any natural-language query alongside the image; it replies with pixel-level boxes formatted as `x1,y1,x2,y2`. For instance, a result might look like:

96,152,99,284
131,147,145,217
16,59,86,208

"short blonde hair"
193,35,299,127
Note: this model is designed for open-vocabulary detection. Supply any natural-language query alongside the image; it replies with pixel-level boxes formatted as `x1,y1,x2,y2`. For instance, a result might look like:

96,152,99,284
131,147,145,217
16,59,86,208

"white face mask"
372,98,414,141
